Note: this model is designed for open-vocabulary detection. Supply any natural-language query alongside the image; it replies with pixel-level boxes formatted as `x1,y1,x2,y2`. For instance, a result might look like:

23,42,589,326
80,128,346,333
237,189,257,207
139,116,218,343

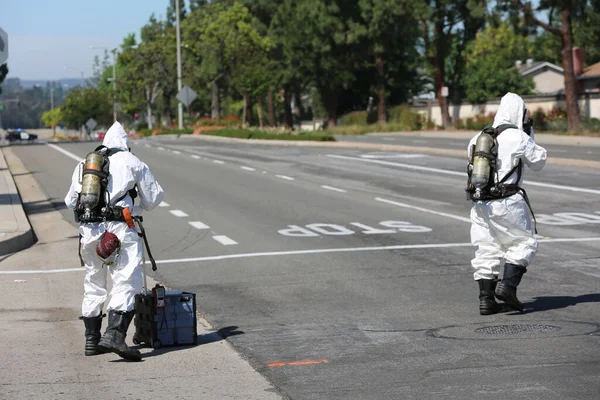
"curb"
154,133,600,169
0,148,35,256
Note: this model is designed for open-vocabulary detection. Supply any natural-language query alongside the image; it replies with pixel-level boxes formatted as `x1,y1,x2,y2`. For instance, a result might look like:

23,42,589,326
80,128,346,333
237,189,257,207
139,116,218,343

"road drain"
475,324,562,335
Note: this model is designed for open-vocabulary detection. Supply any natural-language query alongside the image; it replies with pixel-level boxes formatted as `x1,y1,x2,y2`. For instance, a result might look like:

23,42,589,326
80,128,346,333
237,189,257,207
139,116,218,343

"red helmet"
96,231,121,261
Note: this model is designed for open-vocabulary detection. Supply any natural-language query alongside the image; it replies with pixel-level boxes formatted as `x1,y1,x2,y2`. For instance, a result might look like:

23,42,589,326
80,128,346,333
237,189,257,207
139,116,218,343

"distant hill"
20,78,86,89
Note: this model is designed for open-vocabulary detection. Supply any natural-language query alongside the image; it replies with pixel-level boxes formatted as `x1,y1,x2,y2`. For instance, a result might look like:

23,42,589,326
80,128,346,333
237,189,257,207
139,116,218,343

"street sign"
0,27,8,64
441,86,449,97
86,118,97,131
176,86,197,107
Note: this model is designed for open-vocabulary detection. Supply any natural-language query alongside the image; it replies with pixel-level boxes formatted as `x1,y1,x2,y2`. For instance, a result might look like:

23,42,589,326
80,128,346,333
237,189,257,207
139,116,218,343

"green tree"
356,0,425,124
506,0,581,132
464,23,535,103
41,106,63,128
62,87,112,130
420,0,488,127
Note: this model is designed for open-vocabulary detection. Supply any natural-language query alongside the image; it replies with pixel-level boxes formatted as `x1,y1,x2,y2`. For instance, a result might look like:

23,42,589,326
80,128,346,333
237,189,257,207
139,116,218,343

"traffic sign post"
176,86,197,127
0,27,8,64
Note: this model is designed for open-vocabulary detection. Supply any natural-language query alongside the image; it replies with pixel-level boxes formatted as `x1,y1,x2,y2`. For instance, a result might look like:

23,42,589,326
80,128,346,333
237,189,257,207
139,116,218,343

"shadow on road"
108,325,245,362
23,199,67,215
523,293,600,313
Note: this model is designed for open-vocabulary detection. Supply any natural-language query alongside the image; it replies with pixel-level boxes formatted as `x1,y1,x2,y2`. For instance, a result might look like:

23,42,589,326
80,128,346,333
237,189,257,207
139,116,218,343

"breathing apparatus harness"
75,145,157,271
466,124,537,233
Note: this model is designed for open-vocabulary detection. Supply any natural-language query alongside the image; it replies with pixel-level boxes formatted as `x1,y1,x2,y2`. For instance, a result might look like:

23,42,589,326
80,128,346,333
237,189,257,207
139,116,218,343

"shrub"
201,128,335,141
339,111,370,126
455,113,495,130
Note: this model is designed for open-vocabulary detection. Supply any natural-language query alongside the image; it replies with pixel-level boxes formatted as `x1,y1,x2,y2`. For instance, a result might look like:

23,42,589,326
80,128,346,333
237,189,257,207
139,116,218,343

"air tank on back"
79,151,105,214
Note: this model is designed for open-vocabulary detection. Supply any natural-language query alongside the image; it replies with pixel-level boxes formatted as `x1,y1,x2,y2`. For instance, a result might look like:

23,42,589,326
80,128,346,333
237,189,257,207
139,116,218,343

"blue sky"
0,0,174,80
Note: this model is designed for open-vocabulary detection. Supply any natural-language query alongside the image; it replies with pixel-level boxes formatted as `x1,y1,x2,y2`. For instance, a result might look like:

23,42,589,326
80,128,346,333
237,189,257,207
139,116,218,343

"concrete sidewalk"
0,147,283,399
0,147,35,255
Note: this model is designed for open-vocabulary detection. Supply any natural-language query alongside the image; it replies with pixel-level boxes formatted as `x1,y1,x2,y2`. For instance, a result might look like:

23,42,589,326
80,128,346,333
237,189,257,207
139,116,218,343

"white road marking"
189,221,210,229
47,144,83,162
172,151,182,155
376,197,471,223
170,210,189,217
4,237,599,273
146,236,600,265
382,138,396,141
191,155,201,159
213,235,238,246
327,154,600,195
158,146,165,150
361,154,425,159
321,185,347,193
213,160,225,164
159,201,170,207
276,175,295,181
241,166,256,171
0,268,85,275
144,144,151,148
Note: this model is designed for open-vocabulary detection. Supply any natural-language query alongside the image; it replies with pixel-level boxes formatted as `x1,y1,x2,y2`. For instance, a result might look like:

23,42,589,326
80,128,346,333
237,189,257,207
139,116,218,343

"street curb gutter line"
166,134,600,169
0,148,35,256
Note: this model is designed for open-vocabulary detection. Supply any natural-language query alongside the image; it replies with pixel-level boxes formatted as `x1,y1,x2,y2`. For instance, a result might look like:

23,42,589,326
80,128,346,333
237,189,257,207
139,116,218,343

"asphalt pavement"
6,134,600,399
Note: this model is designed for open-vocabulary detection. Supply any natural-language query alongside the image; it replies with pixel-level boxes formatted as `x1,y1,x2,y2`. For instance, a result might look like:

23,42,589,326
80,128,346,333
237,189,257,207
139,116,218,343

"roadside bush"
388,105,424,130
201,128,335,141
195,115,240,127
454,113,495,130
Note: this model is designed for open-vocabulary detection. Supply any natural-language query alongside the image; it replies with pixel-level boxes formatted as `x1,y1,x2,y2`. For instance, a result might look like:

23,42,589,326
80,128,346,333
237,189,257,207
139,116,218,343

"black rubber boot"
478,279,501,315
97,310,142,361
81,315,103,356
495,263,527,312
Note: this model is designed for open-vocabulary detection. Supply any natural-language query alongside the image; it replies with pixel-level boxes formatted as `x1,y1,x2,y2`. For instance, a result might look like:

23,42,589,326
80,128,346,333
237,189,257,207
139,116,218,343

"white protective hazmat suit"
468,93,547,281
65,122,163,317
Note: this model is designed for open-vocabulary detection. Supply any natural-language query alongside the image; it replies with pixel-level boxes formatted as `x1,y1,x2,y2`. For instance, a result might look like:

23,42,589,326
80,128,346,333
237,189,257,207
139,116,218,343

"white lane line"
158,146,165,150
189,221,210,230
327,154,600,195
170,210,189,217
191,155,201,159
47,144,83,162
4,236,599,273
147,236,600,265
213,235,238,246
159,201,170,207
213,160,225,164
321,185,347,193
361,154,425,159
376,197,471,223
241,166,256,171
144,144,151,148
0,268,85,275
172,151,182,155
276,175,295,181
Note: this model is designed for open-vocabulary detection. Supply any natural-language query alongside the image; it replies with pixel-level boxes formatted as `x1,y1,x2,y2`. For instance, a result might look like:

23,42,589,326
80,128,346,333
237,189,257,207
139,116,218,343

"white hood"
102,121,130,151
492,92,525,130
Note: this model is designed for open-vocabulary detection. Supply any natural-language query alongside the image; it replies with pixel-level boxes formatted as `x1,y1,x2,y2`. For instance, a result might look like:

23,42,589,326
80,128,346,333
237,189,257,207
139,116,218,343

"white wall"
415,94,600,126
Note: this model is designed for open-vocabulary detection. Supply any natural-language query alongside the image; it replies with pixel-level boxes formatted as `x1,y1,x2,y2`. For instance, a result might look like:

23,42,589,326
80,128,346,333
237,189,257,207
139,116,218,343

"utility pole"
112,49,117,122
176,0,183,129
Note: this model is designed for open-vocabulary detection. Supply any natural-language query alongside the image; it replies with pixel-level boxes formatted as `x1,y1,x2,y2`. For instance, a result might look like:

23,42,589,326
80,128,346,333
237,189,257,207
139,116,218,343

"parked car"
95,131,106,141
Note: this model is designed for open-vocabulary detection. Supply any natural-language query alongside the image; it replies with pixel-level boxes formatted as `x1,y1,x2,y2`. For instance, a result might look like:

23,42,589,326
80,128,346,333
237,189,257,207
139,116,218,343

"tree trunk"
244,93,253,126
147,102,153,129
294,90,305,119
283,86,293,130
327,95,338,128
267,91,276,127
257,97,264,129
560,3,581,133
211,80,220,120
433,0,450,128
375,52,386,124
163,93,172,128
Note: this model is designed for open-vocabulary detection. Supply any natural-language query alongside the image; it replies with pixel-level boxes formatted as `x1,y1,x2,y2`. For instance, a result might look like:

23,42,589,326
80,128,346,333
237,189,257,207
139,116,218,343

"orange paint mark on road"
267,359,329,367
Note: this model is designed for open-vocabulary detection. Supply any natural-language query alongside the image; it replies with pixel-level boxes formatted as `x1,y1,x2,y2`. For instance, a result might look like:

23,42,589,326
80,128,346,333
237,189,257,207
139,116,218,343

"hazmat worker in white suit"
467,93,547,315
65,121,163,361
